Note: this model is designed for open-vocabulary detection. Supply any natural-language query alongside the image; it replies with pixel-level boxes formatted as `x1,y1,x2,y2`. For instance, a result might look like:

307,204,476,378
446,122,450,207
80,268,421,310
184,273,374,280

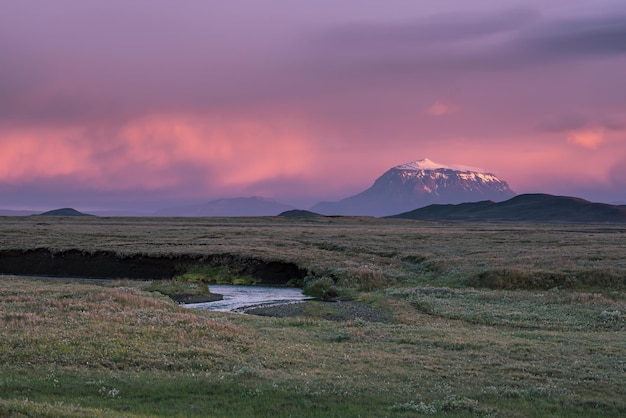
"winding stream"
1,275,310,314
184,284,311,312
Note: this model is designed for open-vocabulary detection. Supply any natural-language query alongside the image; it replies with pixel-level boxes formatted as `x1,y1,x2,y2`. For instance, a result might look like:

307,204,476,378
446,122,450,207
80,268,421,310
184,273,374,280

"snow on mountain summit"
395,158,450,171
395,158,486,173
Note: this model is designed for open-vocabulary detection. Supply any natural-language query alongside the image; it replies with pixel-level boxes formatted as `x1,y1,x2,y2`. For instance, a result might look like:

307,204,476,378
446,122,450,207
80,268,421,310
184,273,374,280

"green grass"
0,368,397,417
0,218,625,416
389,286,625,330
141,279,212,299
175,264,259,286
1,276,624,417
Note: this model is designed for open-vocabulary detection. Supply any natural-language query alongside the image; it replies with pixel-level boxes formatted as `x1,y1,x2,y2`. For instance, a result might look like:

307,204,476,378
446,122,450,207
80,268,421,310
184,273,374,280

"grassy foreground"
0,217,625,416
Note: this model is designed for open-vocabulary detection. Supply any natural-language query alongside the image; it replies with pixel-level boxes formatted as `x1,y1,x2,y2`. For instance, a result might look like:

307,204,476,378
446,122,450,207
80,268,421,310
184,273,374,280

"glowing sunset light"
0,116,317,194
120,115,318,187
1,0,625,211
426,101,455,116
567,128,605,149
0,128,93,181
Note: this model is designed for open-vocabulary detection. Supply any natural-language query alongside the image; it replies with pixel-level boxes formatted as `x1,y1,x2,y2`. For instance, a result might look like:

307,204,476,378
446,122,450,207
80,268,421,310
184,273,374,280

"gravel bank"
243,300,393,323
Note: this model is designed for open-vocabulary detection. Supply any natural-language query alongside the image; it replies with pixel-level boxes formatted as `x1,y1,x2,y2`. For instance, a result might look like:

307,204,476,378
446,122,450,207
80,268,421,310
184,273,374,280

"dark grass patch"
467,269,626,291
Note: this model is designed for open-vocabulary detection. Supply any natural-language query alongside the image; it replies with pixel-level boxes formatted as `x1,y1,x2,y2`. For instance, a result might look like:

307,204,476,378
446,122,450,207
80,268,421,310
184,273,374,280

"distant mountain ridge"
154,196,295,217
0,209,38,216
311,158,515,216
389,194,626,223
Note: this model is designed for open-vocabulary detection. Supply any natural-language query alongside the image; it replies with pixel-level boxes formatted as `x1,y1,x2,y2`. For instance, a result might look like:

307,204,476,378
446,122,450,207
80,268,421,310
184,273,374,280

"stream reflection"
184,284,310,312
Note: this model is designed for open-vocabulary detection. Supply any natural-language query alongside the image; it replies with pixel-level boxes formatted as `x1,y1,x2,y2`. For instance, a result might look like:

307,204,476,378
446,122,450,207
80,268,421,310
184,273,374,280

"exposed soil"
0,248,306,285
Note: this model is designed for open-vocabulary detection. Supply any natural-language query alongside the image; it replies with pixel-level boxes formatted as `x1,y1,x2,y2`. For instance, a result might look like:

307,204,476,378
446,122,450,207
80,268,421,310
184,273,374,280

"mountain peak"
395,158,450,171
395,158,485,173
311,158,515,216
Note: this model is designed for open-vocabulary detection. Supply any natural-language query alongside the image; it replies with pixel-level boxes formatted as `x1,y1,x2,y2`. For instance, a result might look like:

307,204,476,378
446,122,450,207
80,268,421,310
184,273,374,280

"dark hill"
37,208,94,217
278,209,323,218
389,194,626,223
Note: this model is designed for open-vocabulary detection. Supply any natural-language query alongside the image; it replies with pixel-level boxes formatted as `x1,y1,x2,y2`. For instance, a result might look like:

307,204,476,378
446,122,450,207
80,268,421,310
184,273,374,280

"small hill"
278,209,323,218
389,194,626,223
37,208,94,217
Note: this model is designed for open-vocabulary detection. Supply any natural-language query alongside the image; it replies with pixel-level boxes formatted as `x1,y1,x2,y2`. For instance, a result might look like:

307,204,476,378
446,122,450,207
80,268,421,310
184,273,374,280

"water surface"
185,284,310,312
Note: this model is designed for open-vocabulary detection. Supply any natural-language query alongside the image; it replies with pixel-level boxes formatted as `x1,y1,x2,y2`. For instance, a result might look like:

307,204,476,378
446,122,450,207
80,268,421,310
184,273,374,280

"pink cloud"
566,128,605,149
1,1,625,209
0,127,93,181
119,115,318,188
0,115,318,198
426,101,456,116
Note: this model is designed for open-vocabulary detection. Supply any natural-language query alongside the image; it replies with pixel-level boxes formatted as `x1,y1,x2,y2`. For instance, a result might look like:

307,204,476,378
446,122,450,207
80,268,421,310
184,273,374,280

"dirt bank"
0,248,306,285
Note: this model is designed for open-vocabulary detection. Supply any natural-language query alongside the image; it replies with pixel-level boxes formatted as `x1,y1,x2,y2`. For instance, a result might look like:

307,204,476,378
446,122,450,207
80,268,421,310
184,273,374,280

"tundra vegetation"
0,216,624,417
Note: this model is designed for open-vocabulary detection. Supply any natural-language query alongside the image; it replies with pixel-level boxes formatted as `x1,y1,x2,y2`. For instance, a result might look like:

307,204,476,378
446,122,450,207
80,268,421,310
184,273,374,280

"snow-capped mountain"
311,158,515,217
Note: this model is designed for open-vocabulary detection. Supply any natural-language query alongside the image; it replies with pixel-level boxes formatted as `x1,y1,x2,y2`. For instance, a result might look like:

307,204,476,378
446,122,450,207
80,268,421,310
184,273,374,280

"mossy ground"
1,277,624,417
0,217,625,416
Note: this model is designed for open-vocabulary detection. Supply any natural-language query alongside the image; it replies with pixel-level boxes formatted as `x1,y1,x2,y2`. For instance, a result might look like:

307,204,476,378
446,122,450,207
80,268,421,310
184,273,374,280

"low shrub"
338,268,390,291
302,276,335,298
175,265,259,286
572,270,626,290
598,310,622,322
142,280,211,298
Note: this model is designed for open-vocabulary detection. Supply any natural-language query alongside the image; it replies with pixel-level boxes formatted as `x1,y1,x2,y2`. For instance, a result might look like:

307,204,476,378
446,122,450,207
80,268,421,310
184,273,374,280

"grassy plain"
0,216,625,416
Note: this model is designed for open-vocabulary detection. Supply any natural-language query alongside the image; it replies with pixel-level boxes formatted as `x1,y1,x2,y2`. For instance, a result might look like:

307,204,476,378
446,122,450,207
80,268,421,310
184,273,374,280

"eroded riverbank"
0,248,306,285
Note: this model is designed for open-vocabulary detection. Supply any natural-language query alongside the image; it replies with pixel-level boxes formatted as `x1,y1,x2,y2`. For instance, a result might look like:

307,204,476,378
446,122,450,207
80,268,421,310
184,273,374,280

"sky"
1,0,625,211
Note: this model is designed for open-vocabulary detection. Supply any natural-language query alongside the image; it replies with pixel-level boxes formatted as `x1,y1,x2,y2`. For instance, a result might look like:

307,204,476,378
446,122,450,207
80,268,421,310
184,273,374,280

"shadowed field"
0,216,625,291
0,216,624,416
